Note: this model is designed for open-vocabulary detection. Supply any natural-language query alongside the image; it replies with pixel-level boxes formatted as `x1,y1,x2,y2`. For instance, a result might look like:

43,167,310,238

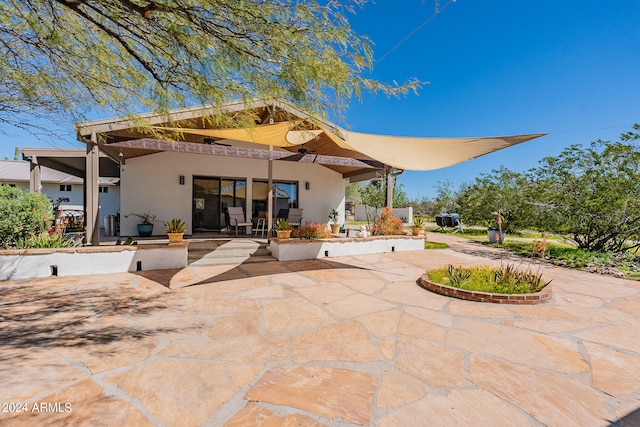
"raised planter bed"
269,235,424,261
0,243,188,281
418,274,552,305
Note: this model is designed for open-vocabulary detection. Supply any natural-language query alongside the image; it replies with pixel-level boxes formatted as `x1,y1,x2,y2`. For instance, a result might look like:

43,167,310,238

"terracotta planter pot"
331,224,341,234
167,233,184,244
411,227,422,236
276,230,291,239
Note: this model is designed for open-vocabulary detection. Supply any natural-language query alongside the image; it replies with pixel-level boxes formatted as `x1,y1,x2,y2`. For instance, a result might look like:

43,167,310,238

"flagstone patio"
1,233,639,426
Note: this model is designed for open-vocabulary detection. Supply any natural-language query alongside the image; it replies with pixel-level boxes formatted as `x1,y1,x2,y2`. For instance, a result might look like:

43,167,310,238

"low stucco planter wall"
270,235,424,261
0,243,188,281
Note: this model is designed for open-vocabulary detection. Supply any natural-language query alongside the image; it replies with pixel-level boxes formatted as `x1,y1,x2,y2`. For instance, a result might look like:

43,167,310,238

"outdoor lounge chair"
435,213,463,234
287,208,303,228
227,207,252,236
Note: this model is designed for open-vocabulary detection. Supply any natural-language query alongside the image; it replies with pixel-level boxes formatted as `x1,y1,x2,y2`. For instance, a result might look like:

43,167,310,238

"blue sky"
1,0,639,199
344,0,640,198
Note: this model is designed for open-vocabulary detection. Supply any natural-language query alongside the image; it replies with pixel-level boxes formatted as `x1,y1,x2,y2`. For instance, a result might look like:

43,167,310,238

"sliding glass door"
193,177,246,232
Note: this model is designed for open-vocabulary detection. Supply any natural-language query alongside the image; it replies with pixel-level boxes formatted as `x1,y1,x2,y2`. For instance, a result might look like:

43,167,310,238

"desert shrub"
0,185,53,248
292,221,332,239
371,207,405,235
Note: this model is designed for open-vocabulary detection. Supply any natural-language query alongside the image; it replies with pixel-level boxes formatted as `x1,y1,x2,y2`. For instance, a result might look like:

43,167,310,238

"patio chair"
275,209,289,220
287,208,303,228
227,207,252,236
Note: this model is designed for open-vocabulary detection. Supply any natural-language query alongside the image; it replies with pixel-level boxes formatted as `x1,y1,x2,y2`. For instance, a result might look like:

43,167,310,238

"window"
251,180,298,218
99,186,109,193
59,184,72,192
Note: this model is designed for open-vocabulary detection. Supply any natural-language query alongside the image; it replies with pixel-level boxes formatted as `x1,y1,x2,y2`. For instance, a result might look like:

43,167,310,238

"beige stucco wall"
119,151,345,236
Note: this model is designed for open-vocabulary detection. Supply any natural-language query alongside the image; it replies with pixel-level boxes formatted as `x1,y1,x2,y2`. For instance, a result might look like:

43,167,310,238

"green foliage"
371,207,405,235
345,182,362,205
14,232,79,249
527,126,640,252
126,210,157,224
428,264,550,294
328,209,339,224
357,175,408,211
457,167,530,232
0,185,53,248
292,221,332,239
407,196,435,218
424,241,448,249
413,215,425,227
164,218,187,233
433,180,460,214
0,0,419,133
275,218,291,231
500,240,640,275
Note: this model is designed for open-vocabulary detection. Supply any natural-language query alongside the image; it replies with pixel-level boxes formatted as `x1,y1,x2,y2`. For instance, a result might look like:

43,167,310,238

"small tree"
0,185,53,247
529,126,640,252
432,180,460,214
457,167,530,232
1,1,419,133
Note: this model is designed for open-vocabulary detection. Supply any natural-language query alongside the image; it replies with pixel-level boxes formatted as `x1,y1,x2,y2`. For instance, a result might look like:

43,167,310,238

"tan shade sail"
154,122,545,171
157,120,303,147
320,127,546,171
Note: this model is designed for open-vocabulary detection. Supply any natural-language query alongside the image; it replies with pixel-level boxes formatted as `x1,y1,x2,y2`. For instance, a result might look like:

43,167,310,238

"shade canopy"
76,99,546,177
155,121,545,171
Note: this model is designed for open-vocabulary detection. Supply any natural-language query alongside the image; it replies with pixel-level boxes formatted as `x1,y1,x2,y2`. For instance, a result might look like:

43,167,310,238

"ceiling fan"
280,143,317,162
203,137,231,147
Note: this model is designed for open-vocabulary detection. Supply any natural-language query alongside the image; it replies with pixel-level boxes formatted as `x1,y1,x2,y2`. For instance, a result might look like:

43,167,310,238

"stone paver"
1,232,639,426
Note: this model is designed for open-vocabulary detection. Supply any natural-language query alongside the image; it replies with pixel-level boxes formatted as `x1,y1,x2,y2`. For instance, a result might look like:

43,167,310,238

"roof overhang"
76,99,546,178
21,148,120,178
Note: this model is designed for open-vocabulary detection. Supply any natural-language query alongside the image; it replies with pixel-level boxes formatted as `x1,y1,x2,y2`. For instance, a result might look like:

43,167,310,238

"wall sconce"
179,175,185,185
305,181,310,190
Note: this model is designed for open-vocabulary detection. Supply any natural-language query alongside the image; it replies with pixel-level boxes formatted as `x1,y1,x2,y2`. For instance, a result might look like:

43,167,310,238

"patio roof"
75,99,546,178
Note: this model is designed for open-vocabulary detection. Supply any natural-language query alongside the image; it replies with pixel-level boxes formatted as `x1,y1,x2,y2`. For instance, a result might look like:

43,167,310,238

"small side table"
253,218,267,238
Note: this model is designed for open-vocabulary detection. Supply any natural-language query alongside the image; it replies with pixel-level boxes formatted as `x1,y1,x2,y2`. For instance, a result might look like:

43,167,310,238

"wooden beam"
28,156,41,193
85,135,100,246
105,139,385,169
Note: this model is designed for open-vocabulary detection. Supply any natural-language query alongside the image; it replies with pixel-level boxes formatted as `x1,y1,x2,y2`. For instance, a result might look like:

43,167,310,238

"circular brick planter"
418,275,552,305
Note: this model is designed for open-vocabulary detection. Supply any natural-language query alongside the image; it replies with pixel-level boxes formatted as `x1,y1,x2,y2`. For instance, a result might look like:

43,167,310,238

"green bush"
0,185,54,248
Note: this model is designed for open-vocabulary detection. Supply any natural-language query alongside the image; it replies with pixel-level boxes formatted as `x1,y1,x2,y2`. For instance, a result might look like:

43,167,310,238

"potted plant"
164,218,187,244
487,211,506,244
411,215,425,236
328,209,340,234
126,210,157,237
275,218,292,239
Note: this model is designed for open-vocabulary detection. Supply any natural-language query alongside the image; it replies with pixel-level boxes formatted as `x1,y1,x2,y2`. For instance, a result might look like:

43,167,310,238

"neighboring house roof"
0,160,119,185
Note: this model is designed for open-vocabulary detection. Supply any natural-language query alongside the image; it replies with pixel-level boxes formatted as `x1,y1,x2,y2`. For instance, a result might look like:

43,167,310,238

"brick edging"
418,275,552,305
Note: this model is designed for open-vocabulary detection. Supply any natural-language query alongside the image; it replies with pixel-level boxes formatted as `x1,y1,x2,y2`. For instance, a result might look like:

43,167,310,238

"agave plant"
275,218,291,231
164,218,187,233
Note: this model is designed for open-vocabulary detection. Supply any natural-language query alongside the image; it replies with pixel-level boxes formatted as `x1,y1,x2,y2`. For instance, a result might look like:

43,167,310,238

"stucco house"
62,99,543,244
